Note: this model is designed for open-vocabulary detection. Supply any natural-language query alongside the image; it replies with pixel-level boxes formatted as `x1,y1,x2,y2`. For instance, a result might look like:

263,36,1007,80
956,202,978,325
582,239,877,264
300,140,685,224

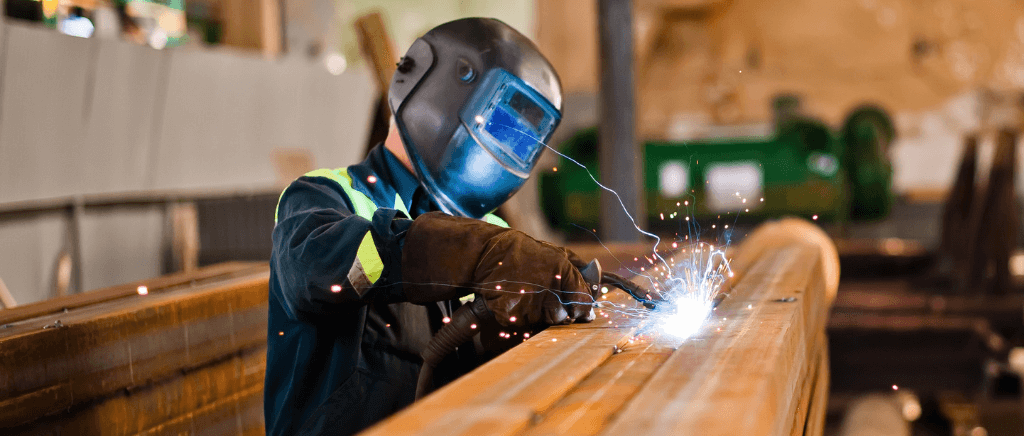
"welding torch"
414,259,662,399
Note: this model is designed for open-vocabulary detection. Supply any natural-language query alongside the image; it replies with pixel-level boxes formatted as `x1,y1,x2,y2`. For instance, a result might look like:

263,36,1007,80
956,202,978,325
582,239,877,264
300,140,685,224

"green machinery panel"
539,106,895,234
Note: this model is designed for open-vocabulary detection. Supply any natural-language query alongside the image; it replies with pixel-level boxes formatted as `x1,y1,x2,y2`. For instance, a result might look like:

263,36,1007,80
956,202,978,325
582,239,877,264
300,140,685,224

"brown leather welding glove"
402,212,596,327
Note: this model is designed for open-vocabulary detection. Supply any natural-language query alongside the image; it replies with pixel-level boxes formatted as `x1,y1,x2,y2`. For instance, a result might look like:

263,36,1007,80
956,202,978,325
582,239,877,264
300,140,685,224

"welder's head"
388,18,563,219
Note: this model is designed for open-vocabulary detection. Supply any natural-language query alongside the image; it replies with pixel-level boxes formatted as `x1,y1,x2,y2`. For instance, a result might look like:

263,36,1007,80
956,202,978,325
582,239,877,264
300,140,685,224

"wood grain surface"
0,265,270,429
361,218,837,436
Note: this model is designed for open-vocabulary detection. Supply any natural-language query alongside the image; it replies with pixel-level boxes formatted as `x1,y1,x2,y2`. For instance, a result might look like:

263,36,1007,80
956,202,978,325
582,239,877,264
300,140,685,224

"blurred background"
2,0,1024,435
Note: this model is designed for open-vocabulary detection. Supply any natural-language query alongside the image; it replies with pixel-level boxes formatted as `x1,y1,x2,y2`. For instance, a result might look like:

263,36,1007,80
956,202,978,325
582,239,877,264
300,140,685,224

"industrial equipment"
540,105,895,235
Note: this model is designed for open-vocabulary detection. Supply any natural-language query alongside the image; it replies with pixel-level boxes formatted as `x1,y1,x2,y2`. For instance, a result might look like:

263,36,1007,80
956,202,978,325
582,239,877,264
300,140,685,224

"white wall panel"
0,217,65,306
79,39,165,194
0,24,376,303
79,210,163,292
148,49,273,190
149,49,375,190
294,61,376,169
0,22,92,203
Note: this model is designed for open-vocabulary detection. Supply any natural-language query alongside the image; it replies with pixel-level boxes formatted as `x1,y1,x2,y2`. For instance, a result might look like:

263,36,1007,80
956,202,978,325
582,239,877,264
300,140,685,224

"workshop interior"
1,0,1023,435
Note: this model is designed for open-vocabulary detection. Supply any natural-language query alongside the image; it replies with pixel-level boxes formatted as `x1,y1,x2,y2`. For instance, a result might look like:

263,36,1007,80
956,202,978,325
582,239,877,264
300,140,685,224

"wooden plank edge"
0,273,270,427
597,243,826,435
0,262,267,325
802,336,830,436
8,346,266,433
520,337,677,436
137,381,265,436
789,333,827,436
361,324,640,436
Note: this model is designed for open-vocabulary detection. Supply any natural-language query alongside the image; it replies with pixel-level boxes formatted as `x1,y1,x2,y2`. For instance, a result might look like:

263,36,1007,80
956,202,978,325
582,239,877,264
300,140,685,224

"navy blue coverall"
264,145,502,436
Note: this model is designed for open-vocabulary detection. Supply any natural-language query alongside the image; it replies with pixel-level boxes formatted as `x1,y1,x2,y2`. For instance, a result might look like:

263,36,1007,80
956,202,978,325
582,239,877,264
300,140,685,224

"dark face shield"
417,69,561,218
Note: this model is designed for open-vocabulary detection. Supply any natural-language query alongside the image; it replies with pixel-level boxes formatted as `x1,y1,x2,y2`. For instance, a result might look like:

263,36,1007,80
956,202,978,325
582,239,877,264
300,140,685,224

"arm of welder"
272,176,411,317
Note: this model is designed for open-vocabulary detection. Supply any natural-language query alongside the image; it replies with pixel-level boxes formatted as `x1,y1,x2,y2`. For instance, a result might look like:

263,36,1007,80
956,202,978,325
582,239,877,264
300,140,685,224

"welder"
264,18,596,436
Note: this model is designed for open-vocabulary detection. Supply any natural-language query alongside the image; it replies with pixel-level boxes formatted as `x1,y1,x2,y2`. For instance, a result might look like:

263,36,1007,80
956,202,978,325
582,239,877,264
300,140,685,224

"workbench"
363,218,838,436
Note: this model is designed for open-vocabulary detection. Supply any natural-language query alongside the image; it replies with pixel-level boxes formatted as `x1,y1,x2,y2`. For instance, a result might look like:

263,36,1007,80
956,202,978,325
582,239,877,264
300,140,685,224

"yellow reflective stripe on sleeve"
312,168,379,220
483,213,509,228
394,193,410,216
276,168,380,224
347,231,385,296
274,186,288,224
356,231,384,283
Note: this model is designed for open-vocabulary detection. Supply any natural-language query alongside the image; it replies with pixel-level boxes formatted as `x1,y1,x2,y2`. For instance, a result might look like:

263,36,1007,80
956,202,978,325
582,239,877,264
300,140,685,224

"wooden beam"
354,11,397,98
789,332,827,436
362,218,837,436
354,11,398,154
0,262,263,326
260,0,284,57
365,322,639,436
803,334,830,436
520,335,676,436
220,0,282,57
600,230,830,435
0,275,16,309
167,201,200,274
0,268,269,428
138,382,265,436
9,347,265,434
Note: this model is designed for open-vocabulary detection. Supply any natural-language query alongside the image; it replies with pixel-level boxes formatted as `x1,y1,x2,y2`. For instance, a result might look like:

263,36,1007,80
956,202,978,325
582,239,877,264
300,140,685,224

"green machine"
539,104,895,235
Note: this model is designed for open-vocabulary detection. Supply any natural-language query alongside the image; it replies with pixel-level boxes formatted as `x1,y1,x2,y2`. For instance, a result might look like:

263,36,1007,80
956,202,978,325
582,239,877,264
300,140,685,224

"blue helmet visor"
461,69,561,175
409,69,561,218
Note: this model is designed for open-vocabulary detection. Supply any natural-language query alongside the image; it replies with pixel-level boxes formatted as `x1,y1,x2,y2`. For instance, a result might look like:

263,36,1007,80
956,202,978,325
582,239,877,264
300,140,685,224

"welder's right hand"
401,212,596,327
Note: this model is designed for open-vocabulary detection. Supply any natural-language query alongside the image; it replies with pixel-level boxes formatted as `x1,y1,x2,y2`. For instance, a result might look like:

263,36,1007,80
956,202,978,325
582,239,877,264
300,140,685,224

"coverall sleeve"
272,176,412,317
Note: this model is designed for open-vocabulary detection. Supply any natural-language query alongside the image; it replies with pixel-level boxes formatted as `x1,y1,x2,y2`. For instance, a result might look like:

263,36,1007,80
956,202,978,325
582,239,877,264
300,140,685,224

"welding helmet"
388,18,563,219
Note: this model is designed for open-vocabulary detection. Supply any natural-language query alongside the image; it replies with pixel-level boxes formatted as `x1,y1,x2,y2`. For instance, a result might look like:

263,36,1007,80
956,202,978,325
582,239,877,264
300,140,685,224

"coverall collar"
348,144,435,217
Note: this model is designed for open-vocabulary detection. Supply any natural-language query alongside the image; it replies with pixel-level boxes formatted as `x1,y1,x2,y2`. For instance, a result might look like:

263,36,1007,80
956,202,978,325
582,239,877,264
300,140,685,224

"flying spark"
486,118,730,343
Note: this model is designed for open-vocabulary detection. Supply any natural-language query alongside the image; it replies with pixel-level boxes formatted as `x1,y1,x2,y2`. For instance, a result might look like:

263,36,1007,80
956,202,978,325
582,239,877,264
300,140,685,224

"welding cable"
415,297,491,399
601,271,662,309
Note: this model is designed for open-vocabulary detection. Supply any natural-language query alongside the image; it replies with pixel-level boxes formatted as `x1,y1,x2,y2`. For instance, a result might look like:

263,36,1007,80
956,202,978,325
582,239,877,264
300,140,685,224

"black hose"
415,297,490,399
602,271,660,308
